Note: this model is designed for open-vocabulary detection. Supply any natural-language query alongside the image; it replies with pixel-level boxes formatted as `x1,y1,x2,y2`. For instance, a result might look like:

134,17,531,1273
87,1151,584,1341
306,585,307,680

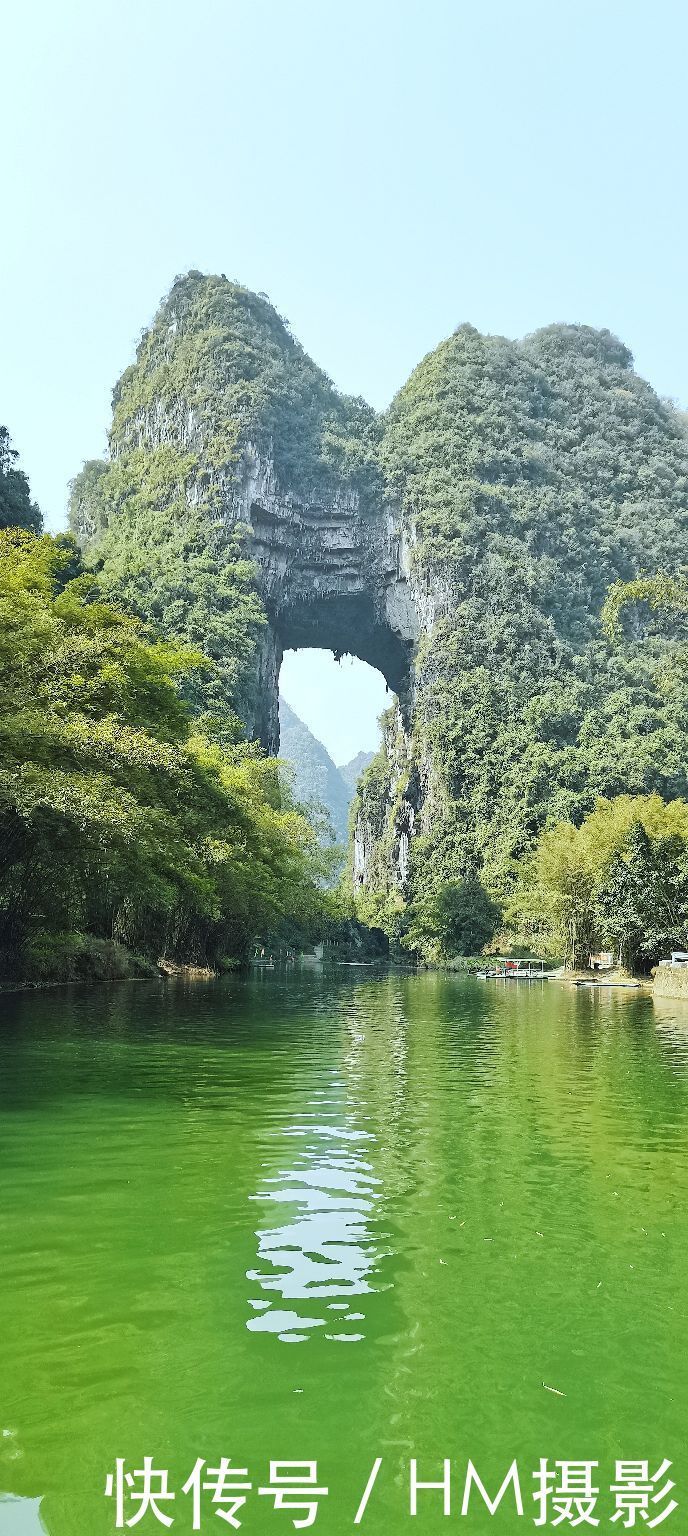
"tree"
603,574,688,639
406,876,501,961
511,795,688,970
595,825,688,972
0,427,41,532
0,530,331,981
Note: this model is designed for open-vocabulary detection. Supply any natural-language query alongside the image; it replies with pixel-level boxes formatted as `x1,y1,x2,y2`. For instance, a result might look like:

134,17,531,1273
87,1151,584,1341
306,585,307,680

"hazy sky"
3,0,688,758
280,651,390,764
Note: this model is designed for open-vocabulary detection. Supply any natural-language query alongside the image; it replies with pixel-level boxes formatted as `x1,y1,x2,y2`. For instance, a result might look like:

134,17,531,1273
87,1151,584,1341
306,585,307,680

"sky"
3,0,688,758
280,651,390,764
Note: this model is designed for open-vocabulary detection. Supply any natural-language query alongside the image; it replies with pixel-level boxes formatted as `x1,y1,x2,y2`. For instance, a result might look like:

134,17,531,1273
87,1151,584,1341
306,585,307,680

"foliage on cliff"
358,322,688,953
603,570,688,647
510,794,688,971
65,276,688,964
0,530,333,983
405,876,501,962
0,427,41,532
350,707,413,943
69,273,382,736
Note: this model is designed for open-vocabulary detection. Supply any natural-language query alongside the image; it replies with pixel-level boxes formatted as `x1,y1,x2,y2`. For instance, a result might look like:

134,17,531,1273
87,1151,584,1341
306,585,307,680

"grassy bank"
0,934,157,991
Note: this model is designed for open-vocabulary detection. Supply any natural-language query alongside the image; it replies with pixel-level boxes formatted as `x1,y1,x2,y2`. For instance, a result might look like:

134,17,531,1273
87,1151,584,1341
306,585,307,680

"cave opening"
277,647,392,853
275,590,413,715
279,648,390,772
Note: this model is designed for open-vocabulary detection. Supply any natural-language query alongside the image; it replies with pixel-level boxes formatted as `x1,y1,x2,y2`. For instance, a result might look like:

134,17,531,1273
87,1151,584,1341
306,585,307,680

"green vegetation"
603,572,688,635
406,876,501,963
278,697,353,849
55,276,688,970
0,426,42,532
510,794,688,972
354,321,688,959
0,529,334,985
69,273,382,739
349,707,411,946
71,446,266,742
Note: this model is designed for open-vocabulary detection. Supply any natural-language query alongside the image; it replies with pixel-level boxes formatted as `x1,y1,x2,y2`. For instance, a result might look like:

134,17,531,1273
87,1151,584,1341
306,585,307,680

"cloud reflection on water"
0,1496,45,1533
247,1112,387,1343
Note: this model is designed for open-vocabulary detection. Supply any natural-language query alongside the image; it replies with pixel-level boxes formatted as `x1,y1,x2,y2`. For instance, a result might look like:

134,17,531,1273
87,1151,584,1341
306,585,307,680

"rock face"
229,445,420,749
351,702,419,904
70,272,421,756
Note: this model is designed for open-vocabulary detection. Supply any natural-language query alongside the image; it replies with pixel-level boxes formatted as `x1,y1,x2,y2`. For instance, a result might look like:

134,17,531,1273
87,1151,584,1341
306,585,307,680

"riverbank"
0,937,156,992
2,948,679,1003
441,958,654,992
0,936,233,993
558,968,646,989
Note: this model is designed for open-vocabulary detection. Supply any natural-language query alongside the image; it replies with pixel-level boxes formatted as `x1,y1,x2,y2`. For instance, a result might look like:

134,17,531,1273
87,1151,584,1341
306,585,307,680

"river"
1,970,687,1533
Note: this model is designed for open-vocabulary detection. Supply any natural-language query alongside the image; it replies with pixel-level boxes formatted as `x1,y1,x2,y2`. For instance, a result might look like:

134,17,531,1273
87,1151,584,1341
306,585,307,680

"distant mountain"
279,698,353,844
338,750,374,791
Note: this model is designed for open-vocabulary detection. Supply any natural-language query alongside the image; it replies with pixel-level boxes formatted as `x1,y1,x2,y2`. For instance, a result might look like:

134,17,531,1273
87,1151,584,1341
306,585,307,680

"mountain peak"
338,750,375,791
278,698,353,845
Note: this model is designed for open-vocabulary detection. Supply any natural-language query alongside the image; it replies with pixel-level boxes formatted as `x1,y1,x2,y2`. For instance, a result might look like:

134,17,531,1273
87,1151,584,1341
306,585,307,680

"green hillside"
339,750,374,793
278,697,352,845
353,321,688,944
65,274,688,962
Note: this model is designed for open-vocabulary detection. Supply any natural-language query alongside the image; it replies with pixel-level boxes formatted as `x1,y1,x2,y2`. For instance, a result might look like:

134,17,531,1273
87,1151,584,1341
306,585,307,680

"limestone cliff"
70,272,419,750
70,275,688,939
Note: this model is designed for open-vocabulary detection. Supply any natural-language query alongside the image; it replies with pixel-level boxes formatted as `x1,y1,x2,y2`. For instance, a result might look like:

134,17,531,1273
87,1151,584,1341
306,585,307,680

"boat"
478,957,557,980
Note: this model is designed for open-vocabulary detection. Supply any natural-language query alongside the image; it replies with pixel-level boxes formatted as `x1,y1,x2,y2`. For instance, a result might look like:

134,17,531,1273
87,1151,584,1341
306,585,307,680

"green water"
1,971,688,1534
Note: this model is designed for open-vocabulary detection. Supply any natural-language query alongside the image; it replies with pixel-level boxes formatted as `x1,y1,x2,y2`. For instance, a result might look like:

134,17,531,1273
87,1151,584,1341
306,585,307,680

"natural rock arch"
69,273,688,923
236,447,420,751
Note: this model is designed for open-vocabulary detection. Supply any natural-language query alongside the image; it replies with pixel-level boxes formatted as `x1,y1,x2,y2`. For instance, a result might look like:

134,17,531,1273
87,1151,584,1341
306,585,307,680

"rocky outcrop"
230,445,421,749
351,703,420,899
69,272,424,757
70,274,688,936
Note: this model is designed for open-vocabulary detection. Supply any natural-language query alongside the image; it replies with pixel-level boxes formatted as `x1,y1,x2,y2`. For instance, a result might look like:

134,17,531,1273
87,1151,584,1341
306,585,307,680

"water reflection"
6,973,688,1535
0,1496,45,1533
247,1079,388,1342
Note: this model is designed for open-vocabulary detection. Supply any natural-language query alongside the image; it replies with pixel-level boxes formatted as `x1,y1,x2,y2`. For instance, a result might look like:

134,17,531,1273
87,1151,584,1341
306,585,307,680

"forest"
0,516,336,984
3,272,688,982
354,319,688,967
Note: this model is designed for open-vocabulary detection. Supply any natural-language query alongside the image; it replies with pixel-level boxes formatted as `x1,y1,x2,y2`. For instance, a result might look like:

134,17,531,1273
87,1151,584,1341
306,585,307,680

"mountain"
278,698,353,845
338,751,374,792
69,274,688,960
352,321,688,933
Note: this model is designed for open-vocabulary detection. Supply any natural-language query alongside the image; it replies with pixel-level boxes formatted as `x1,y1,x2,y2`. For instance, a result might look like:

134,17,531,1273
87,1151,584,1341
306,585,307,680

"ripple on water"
3,971,688,1516
246,1111,388,1342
